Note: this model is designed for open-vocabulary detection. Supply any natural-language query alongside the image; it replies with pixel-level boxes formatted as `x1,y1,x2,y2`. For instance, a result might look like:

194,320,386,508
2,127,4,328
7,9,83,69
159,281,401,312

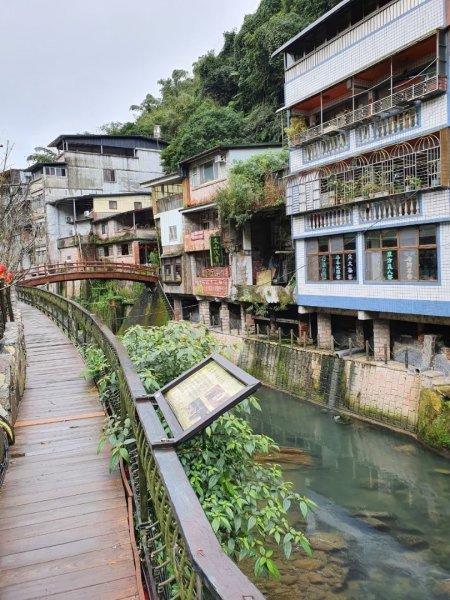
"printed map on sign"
165,361,246,430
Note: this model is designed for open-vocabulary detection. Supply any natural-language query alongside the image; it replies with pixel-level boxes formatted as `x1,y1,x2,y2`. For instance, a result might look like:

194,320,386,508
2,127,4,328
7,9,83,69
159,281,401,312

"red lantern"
5,273,13,285
0,264,5,279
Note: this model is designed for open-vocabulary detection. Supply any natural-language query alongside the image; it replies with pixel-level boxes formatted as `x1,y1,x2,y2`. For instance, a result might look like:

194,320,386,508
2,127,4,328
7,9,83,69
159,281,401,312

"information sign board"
151,354,260,446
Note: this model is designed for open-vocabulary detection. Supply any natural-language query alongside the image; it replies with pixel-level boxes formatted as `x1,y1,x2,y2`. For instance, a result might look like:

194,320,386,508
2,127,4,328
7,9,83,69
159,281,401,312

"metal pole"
349,338,353,357
405,348,409,370
256,323,260,337
384,344,388,364
331,337,334,353
267,326,270,341
366,340,370,361
278,328,282,345
291,329,294,346
303,331,306,349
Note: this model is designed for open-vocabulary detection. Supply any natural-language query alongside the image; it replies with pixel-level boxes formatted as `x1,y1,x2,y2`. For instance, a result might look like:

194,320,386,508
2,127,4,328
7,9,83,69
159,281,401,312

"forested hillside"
103,0,341,172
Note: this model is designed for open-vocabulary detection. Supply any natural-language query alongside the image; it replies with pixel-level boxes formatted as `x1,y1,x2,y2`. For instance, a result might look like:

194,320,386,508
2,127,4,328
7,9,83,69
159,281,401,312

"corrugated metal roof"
49,134,168,149
272,0,353,57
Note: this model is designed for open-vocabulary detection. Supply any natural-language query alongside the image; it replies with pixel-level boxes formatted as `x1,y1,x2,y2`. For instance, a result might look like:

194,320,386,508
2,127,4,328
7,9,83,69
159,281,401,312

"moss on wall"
417,387,450,450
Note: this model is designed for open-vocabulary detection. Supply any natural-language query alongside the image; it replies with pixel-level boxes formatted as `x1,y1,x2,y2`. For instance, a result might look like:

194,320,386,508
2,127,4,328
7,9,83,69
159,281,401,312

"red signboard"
190,230,205,241
193,277,230,298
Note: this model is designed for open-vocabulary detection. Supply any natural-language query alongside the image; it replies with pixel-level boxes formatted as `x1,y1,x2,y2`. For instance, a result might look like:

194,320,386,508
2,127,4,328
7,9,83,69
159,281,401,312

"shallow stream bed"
247,387,450,599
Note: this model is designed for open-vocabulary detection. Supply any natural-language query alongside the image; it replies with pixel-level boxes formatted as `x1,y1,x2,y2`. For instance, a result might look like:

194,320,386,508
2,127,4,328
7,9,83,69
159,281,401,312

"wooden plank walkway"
0,304,139,600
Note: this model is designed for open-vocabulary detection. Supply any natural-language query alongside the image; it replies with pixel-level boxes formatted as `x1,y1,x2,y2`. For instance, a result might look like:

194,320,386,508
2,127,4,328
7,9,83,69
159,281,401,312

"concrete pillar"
373,319,390,361
220,302,230,333
198,300,210,326
355,322,365,347
241,305,255,333
317,314,332,350
173,297,182,321
298,317,310,340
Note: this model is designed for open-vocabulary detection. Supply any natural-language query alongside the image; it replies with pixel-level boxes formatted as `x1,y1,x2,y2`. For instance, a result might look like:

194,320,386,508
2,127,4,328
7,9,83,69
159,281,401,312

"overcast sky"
0,0,260,167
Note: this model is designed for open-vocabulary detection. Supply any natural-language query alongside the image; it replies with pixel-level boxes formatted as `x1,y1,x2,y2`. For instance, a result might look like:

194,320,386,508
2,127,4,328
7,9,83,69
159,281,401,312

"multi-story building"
51,191,155,265
147,144,296,330
274,0,450,359
27,134,166,266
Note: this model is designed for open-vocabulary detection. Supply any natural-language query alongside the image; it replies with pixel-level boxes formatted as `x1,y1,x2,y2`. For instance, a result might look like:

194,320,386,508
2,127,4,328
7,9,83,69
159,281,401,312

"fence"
17,286,263,600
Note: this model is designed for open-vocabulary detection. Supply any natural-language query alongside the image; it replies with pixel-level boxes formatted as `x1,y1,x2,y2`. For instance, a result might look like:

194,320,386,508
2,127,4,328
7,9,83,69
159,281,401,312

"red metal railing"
20,261,159,281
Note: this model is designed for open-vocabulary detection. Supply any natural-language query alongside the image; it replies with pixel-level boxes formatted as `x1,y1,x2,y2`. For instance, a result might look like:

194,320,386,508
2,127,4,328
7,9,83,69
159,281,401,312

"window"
168,225,178,242
44,166,66,176
117,243,130,256
101,223,107,234
162,257,182,282
306,234,357,282
103,169,116,183
365,226,437,282
109,200,117,210
98,246,110,258
191,159,222,188
134,201,142,210
31,195,44,210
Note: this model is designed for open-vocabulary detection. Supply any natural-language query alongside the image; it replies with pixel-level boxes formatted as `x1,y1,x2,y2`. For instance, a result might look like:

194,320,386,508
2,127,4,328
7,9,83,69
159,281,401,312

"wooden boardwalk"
0,305,140,600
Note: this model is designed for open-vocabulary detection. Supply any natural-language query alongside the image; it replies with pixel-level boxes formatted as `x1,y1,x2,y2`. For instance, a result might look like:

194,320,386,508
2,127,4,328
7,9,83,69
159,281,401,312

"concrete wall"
0,305,26,423
211,331,426,433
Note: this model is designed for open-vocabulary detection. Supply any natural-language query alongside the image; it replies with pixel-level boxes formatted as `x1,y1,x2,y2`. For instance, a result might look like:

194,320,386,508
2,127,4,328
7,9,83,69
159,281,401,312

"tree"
0,143,35,327
26,146,57,164
161,101,245,172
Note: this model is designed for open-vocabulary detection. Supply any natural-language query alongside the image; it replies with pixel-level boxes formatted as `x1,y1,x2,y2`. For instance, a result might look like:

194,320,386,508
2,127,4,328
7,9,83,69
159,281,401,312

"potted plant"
405,176,422,191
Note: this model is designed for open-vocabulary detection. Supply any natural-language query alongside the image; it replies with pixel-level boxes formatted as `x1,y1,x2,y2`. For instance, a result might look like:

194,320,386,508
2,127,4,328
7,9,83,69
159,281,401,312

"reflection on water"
249,387,450,600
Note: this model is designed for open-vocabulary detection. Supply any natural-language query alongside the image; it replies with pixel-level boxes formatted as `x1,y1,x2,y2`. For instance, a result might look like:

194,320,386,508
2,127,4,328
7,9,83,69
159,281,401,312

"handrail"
288,76,447,148
17,286,264,600
20,261,159,279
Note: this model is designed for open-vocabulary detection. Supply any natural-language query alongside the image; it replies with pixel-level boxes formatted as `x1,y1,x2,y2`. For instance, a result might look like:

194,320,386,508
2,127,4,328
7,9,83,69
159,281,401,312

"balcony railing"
285,0,434,83
287,135,440,215
288,76,446,148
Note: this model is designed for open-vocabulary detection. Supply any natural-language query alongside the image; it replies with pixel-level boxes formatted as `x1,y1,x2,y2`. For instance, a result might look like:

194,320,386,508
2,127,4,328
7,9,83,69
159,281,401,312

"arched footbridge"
19,261,159,287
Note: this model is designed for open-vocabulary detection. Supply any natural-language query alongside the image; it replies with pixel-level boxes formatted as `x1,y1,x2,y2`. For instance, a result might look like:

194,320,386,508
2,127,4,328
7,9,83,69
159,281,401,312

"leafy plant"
84,323,314,578
216,150,288,227
284,115,307,138
97,416,136,472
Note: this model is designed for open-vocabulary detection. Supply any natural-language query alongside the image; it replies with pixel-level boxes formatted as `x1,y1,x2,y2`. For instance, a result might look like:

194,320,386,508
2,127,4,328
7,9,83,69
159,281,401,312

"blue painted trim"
355,106,421,148
284,0,436,96
294,212,450,240
288,124,446,175
302,133,350,164
296,294,450,317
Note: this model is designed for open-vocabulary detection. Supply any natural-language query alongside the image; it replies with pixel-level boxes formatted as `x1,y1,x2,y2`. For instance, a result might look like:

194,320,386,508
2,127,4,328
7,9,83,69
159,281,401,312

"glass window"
306,235,357,282
109,201,117,210
134,202,142,210
162,257,182,282
365,226,437,282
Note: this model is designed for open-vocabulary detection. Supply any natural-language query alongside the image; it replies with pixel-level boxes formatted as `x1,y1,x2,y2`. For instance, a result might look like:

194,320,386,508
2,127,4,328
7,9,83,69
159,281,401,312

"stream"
248,386,450,599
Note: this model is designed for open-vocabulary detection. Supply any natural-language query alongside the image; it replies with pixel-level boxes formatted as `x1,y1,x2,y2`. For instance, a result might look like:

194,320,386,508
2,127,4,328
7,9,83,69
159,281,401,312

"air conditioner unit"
83,210,91,218
214,154,226,164
66,216,74,224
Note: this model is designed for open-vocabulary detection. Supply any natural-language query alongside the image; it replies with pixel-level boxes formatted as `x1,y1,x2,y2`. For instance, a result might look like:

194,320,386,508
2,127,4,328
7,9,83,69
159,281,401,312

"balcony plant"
284,116,307,141
405,176,422,192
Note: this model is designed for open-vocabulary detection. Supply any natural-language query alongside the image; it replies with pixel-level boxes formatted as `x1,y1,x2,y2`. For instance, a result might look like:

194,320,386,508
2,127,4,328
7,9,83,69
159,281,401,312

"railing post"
278,328,282,345
349,338,353,357
405,348,409,370
291,329,294,346
366,340,370,361
384,344,388,365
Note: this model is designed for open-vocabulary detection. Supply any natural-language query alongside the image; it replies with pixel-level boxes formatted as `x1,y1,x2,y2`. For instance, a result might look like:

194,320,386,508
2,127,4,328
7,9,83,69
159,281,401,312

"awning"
180,203,216,214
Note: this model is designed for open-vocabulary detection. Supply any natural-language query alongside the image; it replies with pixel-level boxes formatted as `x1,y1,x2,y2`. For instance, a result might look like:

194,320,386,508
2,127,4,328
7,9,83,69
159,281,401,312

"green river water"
248,387,450,600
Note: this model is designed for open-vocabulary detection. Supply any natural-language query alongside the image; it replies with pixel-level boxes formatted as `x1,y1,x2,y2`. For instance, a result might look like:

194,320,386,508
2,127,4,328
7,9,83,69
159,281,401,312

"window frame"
103,168,116,183
306,234,357,282
162,256,182,283
364,225,438,283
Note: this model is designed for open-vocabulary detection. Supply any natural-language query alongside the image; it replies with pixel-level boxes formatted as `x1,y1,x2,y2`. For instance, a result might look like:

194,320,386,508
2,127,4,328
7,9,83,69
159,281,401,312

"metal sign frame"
149,353,260,447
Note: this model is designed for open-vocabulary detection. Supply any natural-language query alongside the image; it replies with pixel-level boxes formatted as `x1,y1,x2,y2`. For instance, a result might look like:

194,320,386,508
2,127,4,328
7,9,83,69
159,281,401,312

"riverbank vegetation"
83,321,315,578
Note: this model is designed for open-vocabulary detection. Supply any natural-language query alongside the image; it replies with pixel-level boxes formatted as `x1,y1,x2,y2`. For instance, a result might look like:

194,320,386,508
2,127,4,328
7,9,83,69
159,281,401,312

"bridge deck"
0,305,139,600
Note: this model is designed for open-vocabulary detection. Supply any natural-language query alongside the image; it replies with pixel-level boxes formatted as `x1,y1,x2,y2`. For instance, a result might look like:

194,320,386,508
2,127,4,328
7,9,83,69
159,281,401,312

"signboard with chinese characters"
151,354,260,446
210,235,223,267
190,230,205,241
193,277,230,297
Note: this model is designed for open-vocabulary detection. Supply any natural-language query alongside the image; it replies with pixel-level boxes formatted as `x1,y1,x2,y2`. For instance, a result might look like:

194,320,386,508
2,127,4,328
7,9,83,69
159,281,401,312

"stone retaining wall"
0,306,26,423
211,331,427,434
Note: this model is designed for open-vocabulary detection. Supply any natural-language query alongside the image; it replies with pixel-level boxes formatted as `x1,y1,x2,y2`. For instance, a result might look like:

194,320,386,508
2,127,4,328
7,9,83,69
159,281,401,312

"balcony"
284,0,444,106
193,267,231,298
287,135,440,215
57,234,91,250
184,228,220,252
288,76,446,148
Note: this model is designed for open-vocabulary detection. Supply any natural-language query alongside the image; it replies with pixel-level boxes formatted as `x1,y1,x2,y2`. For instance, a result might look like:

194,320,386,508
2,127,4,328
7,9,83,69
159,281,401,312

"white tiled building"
274,0,450,358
